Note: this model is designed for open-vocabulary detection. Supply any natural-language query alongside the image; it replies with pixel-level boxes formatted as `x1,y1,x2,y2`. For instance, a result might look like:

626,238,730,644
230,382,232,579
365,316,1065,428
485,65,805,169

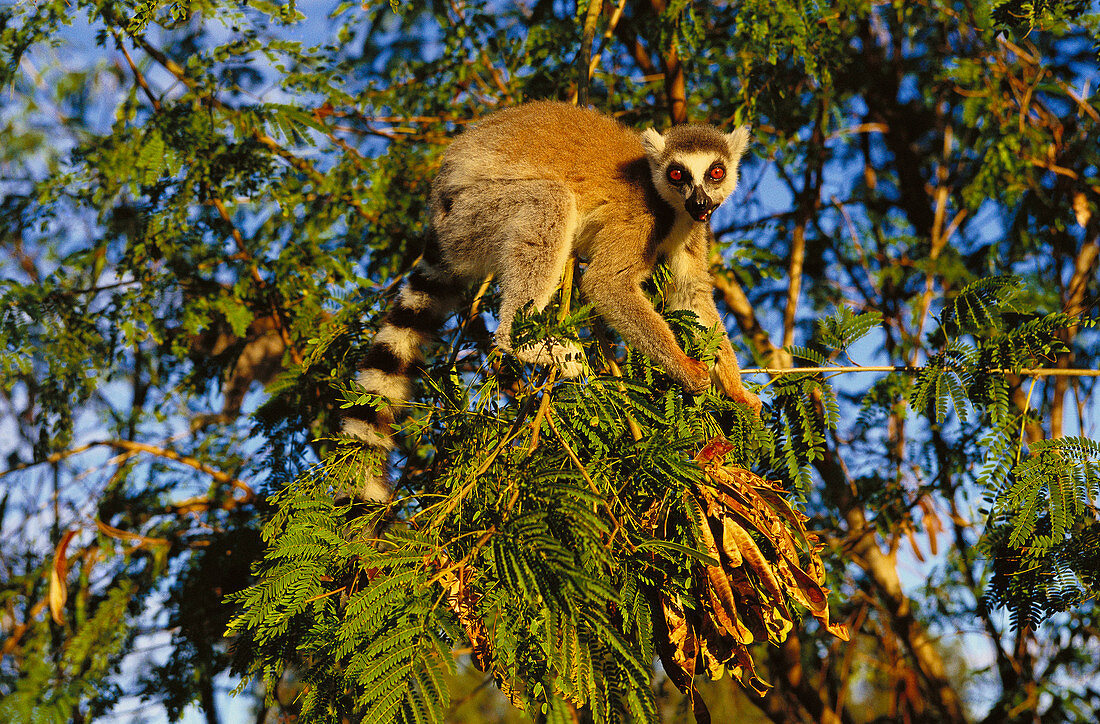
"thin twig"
648,0,687,123
575,0,603,106
102,19,307,368
782,99,825,350
111,29,160,111
568,0,627,106
113,18,380,223
909,124,965,366
592,325,644,442
742,365,1100,378
1017,377,1039,465
446,0,513,103
424,422,530,527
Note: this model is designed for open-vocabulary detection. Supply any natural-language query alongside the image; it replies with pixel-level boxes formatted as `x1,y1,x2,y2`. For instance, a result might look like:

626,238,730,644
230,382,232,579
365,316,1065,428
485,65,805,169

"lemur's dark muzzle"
686,187,714,222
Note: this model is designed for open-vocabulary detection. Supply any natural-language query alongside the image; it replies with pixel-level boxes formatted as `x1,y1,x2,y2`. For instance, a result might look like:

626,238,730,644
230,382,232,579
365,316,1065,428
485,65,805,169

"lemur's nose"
686,186,713,220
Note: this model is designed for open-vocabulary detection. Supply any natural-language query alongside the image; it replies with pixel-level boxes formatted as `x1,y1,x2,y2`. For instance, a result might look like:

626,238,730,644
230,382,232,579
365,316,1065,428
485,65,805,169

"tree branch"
782,101,825,350
3,440,253,501
711,269,787,368
648,0,688,124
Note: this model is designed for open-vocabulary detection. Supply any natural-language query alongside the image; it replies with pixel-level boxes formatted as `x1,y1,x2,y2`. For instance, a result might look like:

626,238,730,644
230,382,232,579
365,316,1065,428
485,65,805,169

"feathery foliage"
229,278,849,722
2,1,1099,722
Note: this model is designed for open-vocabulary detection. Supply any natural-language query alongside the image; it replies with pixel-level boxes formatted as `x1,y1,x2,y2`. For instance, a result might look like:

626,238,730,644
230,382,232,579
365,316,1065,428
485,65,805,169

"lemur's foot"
734,388,763,417
511,338,585,378
711,358,763,418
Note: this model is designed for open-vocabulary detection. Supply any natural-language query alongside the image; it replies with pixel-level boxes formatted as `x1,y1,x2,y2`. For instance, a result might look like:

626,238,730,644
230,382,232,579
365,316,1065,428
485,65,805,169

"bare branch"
3,440,254,501
648,0,687,123
742,365,1100,378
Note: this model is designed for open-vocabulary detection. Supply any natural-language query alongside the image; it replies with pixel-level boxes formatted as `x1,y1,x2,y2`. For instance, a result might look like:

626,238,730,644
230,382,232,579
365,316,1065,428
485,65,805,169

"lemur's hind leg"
489,180,584,377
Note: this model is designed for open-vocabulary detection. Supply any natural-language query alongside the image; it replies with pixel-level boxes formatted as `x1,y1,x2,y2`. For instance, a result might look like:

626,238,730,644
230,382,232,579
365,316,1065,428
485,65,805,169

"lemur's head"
641,123,750,223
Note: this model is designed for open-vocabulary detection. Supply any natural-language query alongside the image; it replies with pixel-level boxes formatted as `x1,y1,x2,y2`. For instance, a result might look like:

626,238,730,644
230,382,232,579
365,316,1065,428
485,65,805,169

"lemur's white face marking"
641,125,750,223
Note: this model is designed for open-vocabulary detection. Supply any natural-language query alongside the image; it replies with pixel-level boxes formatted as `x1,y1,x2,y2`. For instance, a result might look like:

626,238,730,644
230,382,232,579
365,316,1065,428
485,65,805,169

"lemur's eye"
708,165,726,181
667,166,685,184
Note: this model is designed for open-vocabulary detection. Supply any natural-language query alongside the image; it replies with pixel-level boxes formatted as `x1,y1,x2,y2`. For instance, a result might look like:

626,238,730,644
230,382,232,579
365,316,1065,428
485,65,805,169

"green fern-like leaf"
939,274,1022,338
788,344,828,366
910,345,975,423
994,437,1100,549
816,306,883,351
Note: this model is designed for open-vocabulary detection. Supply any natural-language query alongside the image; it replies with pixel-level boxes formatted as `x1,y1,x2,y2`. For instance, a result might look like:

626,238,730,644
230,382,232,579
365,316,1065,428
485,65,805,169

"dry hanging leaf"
704,567,754,644
726,565,769,643
662,595,698,680
49,529,79,625
776,556,828,615
723,517,792,622
720,518,744,567
430,552,529,709
434,555,491,671
1073,191,1091,227
695,613,735,681
728,645,772,696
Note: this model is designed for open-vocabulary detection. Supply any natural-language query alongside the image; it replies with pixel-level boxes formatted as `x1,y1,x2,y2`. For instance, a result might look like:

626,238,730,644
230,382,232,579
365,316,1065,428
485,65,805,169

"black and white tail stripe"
343,240,464,501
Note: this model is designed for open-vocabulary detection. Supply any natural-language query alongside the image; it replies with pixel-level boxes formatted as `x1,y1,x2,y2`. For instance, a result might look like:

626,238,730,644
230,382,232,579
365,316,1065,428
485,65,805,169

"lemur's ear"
725,126,751,161
640,128,666,157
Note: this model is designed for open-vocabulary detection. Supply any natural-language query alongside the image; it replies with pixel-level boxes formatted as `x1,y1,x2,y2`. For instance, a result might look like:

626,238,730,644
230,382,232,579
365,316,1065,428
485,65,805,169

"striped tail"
342,245,465,501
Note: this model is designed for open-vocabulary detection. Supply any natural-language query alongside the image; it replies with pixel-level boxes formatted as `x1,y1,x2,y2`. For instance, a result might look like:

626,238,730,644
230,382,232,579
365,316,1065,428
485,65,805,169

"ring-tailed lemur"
343,101,761,502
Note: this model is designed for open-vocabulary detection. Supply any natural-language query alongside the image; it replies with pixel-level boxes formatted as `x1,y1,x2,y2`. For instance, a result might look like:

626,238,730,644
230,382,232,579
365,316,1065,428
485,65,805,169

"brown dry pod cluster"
651,437,850,720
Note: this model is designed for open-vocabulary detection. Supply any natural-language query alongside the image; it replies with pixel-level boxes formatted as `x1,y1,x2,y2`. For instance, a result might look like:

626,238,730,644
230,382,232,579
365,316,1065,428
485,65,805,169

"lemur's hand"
676,356,712,394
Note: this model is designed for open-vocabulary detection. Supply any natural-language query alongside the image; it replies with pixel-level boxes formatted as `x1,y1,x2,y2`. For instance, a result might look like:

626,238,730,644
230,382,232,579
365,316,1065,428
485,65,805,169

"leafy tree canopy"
1,1,1098,722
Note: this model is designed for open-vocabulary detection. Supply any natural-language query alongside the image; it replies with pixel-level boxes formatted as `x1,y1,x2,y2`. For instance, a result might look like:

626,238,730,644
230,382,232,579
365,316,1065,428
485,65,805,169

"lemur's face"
658,152,737,222
642,125,750,223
